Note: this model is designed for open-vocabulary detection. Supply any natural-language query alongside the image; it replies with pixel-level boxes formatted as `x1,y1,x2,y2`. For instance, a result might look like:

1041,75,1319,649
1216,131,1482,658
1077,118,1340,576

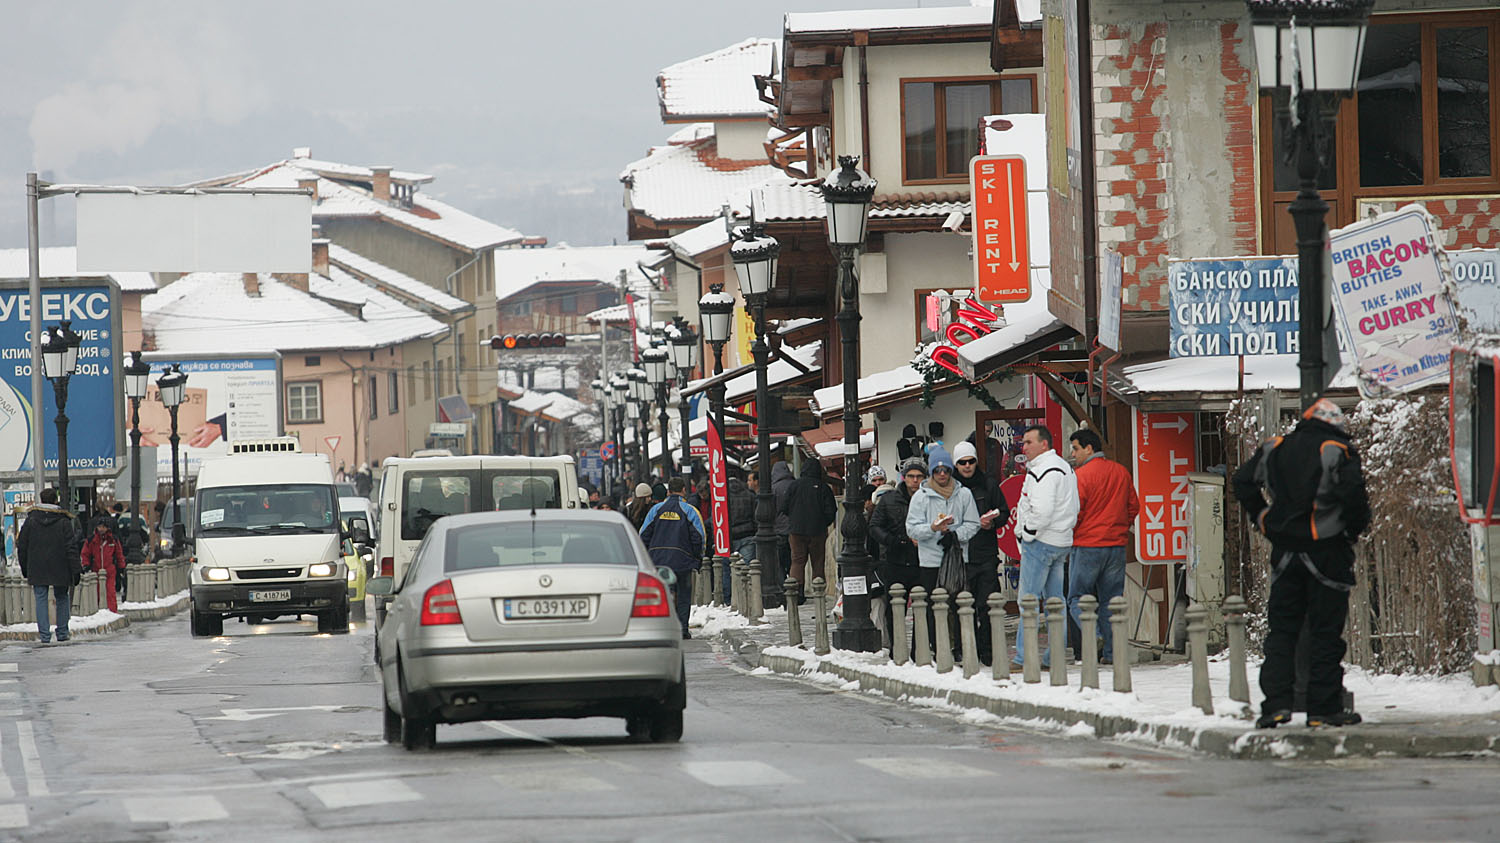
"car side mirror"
367,576,395,596
351,523,371,545
655,566,677,588
341,538,355,556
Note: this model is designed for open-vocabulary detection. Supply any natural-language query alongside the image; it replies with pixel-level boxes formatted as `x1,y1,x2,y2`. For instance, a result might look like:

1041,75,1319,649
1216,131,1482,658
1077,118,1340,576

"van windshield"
400,468,564,540
196,484,338,535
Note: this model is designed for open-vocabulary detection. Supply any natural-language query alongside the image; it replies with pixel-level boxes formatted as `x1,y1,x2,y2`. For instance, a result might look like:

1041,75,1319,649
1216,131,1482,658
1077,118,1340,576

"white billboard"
137,355,281,478
76,192,312,272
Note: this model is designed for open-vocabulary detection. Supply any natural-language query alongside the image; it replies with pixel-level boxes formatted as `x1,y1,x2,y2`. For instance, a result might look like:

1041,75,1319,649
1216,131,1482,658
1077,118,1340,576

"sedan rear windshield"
443,521,637,571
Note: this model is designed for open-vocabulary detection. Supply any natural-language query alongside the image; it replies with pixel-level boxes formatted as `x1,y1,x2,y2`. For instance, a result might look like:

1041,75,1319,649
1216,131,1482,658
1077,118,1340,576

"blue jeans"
33,585,71,642
1016,540,1069,664
1068,545,1128,656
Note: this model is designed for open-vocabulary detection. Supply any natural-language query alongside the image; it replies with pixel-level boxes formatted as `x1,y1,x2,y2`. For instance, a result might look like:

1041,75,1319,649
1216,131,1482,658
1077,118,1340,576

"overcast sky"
1,0,967,250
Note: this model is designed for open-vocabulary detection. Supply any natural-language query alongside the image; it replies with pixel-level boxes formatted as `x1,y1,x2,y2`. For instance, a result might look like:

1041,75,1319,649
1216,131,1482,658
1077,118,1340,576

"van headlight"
308,562,337,578
203,567,231,582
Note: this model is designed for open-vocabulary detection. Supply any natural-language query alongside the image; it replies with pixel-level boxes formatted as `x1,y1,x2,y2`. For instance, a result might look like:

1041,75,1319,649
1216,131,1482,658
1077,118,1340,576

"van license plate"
503,597,590,619
250,590,291,603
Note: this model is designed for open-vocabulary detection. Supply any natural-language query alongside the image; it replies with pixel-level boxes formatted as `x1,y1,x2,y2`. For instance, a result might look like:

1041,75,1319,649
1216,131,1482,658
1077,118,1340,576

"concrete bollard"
1224,595,1250,705
989,592,1010,680
784,577,803,647
889,584,909,665
1021,594,1041,683
731,557,745,615
1046,597,1067,686
932,588,953,674
911,587,931,667
3,571,17,624
1079,595,1100,690
1110,595,1132,693
812,577,830,656
957,591,979,678
747,554,764,622
78,572,95,616
1187,603,1214,715
143,562,159,600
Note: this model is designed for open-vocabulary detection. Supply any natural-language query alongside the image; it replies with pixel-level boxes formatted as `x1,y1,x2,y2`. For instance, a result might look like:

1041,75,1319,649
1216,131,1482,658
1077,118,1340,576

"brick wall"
1358,197,1500,250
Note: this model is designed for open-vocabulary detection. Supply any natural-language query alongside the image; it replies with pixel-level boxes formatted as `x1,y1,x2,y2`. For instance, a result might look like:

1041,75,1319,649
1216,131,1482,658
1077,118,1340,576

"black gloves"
939,531,958,550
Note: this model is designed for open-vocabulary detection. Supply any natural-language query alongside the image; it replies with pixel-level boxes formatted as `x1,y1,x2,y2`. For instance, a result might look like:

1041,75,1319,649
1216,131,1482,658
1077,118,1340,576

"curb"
720,627,1500,761
121,593,190,623
0,593,188,643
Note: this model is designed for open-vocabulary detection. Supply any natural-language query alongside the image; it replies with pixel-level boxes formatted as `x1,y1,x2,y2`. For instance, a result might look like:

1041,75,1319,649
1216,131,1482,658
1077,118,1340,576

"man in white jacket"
1013,425,1080,668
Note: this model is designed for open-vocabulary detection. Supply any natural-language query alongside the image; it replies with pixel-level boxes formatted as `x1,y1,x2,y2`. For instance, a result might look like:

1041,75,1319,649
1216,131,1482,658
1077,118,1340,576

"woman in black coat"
868,458,927,652
779,459,837,596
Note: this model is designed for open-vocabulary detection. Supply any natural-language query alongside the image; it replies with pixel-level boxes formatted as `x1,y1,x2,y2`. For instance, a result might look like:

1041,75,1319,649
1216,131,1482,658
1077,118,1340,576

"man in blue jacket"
640,477,705,639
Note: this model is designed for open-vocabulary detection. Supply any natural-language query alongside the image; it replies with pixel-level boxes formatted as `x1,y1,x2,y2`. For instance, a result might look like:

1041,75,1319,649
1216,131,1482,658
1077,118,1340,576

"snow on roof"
658,38,777,121
509,391,559,414
143,269,446,355
492,245,667,303
1119,354,1359,395
327,243,471,314
811,362,927,417
785,5,994,35
1014,0,1042,25
685,340,823,404
0,246,156,292
668,217,733,259
754,181,974,222
286,155,432,185
813,429,876,458
621,136,789,224
220,161,523,252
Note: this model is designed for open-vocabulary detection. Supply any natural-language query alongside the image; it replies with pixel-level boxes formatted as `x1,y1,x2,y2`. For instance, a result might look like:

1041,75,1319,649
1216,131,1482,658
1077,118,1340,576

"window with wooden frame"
368,377,378,420
286,381,323,424
902,75,1038,184
1258,10,1499,254
389,370,400,414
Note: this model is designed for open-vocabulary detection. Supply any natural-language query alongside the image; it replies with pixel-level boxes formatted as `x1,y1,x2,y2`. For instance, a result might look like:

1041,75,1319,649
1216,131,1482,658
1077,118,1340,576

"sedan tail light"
630,572,671,618
380,557,394,577
420,579,462,626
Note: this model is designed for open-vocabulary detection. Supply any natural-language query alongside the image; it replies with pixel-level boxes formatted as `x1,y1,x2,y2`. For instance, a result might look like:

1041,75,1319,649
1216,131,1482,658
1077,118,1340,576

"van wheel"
190,606,222,637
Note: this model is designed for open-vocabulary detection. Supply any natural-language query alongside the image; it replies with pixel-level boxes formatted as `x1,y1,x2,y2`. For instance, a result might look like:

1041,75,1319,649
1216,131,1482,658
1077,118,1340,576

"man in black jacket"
780,459,837,598
1233,397,1371,729
725,471,757,603
869,457,927,652
953,440,1008,664
19,488,83,643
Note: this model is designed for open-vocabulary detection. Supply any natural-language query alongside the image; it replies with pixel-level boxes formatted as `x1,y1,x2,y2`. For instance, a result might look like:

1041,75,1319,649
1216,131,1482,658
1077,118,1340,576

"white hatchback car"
370,509,685,750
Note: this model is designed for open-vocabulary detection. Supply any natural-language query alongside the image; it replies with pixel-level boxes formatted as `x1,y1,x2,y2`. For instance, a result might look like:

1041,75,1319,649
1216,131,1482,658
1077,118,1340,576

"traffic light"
490,332,566,350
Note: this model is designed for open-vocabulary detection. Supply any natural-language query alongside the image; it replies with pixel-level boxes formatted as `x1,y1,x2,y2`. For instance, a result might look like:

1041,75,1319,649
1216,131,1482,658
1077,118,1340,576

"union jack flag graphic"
1370,363,1400,383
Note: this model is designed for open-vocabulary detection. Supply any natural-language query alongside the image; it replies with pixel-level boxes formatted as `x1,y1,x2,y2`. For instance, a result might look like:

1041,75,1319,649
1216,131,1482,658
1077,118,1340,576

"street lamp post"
668,317,699,479
156,364,189,556
642,346,672,480
1246,0,1371,409
590,378,608,499
628,368,649,480
731,224,781,618
123,351,152,564
699,285,735,604
610,374,629,493
821,155,880,653
39,321,82,511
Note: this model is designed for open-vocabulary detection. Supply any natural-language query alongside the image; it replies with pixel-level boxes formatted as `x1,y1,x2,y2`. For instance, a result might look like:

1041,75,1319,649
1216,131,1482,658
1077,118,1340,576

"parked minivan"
372,454,581,627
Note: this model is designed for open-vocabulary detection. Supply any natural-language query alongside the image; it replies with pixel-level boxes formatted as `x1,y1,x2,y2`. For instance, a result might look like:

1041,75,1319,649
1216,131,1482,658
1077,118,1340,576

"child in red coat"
81,517,126,612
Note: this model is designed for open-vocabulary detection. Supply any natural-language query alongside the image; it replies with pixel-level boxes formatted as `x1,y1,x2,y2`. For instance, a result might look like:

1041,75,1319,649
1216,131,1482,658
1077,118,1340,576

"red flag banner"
707,418,730,556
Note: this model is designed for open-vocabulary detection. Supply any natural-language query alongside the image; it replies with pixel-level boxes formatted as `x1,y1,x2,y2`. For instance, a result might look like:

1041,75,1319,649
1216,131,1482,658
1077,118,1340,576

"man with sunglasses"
951,440,1008,665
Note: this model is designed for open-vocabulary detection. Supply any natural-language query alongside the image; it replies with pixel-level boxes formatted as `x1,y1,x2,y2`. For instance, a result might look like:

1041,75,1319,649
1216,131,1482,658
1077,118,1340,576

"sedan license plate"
503,597,590,620
250,589,291,603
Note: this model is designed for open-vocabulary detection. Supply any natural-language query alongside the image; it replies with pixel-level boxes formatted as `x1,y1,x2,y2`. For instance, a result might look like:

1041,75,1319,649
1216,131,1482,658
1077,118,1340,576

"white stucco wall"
859,231,973,375
873,375,1027,471
714,121,767,161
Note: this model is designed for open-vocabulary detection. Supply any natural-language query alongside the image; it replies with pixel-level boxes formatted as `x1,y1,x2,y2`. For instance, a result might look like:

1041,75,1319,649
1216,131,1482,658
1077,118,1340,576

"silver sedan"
370,509,685,750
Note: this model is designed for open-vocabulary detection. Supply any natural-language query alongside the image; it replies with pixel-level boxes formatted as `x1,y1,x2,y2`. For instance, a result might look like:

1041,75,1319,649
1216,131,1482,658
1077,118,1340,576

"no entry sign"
970,155,1030,302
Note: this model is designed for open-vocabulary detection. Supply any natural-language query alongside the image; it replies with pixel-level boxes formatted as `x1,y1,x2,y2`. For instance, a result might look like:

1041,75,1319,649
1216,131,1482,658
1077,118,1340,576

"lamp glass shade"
41,348,65,379
1246,2,1370,94
158,381,185,408
124,371,150,400
668,336,694,372
698,288,735,344
610,377,628,400
61,344,79,376
625,401,640,421
642,348,668,385
730,232,780,298
819,156,876,247
825,200,871,246
1301,22,1366,92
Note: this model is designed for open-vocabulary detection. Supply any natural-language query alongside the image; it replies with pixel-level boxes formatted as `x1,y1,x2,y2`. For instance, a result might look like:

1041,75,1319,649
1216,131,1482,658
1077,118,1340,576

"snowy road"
0,607,1497,840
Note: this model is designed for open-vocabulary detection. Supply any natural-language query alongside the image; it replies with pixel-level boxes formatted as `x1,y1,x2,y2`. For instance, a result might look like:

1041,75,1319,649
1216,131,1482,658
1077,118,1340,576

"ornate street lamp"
40,321,82,511
642,345,672,479
156,363,189,556
590,378,608,498
667,317,699,479
123,351,152,564
732,224,782,620
610,374,629,492
628,368,650,480
820,154,879,652
1246,0,1372,408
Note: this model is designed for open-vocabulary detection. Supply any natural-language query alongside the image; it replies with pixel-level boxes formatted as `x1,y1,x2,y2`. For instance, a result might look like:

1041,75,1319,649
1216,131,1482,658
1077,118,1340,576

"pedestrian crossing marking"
0,804,25,829
0,665,16,673
493,770,615,792
311,778,420,809
124,795,227,823
857,757,995,779
682,761,799,787
16,721,45,796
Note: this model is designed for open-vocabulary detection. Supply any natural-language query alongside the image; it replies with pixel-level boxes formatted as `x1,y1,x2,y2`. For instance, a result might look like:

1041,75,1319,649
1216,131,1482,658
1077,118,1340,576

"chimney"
292,146,311,159
312,238,330,277
297,177,318,201
274,273,310,293
242,272,261,297
370,166,392,202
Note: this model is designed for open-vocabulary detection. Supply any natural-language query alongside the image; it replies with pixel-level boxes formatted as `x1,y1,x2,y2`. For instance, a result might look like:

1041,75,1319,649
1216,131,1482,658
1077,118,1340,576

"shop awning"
1110,354,1360,411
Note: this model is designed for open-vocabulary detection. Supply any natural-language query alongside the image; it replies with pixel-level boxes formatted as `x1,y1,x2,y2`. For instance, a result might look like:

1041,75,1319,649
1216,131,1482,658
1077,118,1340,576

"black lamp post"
627,368,649,480
590,378,608,498
1246,0,1371,409
732,224,780,618
123,351,152,564
821,154,880,652
40,321,81,512
156,364,189,556
642,346,672,480
610,374,629,492
668,317,699,479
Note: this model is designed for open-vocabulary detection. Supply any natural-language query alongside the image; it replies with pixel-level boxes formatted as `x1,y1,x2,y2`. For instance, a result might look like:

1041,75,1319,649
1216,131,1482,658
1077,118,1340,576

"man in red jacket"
81,517,126,612
1067,429,1139,662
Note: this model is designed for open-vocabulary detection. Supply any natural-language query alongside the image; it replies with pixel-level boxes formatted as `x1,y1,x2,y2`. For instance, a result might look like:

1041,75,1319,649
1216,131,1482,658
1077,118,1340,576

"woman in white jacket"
905,445,980,645
1012,425,1080,669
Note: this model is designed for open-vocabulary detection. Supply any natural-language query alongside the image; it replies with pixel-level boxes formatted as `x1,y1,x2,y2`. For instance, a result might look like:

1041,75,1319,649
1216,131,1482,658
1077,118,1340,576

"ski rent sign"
970,155,1030,303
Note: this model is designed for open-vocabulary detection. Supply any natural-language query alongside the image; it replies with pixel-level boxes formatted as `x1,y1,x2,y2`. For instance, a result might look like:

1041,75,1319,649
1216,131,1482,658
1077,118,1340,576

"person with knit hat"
1014,425,1079,669
626,482,654,530
870,456,927,652
905,445,981,651
951,439,1008,665
1233,396,1370,729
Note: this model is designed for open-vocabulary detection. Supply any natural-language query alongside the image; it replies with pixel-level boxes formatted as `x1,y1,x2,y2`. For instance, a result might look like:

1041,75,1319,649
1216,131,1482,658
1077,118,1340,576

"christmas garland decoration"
909,344,1009,410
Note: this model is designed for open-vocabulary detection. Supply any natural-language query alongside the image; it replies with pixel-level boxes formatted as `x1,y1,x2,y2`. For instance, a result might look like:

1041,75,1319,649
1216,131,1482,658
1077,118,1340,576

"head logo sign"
970,155,1030,303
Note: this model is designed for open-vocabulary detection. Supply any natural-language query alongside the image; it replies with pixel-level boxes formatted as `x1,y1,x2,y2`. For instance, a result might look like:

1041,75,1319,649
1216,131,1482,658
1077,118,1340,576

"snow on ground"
1,590,188,636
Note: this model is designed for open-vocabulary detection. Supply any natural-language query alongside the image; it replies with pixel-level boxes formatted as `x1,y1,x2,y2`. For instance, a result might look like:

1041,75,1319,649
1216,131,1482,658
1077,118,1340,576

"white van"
189,438,354,636
372,454,581,626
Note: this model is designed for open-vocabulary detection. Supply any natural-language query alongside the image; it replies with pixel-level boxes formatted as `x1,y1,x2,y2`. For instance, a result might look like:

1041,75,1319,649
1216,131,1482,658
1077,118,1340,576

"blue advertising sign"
579,450,603,488
1168,257,1300,357
1452,248,1500,335
0,281,122,480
